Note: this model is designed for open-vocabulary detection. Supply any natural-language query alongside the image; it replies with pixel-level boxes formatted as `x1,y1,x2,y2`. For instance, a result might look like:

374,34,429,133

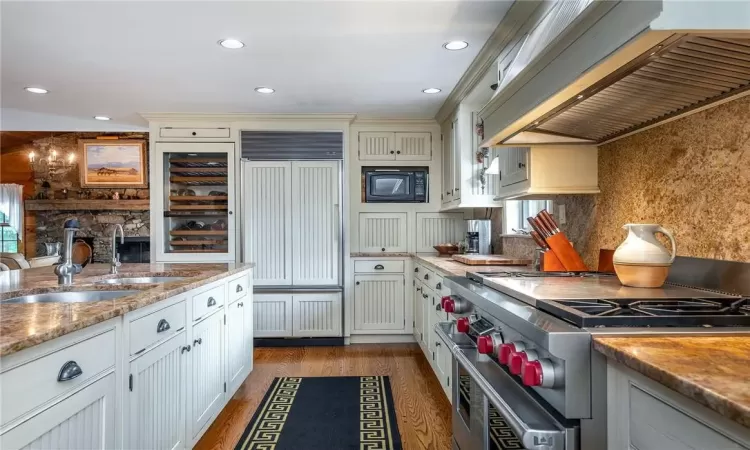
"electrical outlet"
557,204,567,224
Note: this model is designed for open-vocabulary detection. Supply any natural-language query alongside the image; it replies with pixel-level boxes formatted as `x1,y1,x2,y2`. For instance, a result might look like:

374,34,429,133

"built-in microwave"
362,167,428,203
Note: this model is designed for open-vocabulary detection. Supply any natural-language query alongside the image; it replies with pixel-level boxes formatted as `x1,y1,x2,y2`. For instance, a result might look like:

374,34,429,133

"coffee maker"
465,220,491,254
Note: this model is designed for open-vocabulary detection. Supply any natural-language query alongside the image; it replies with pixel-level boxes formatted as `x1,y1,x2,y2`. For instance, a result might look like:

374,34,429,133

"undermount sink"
95,276,187,285
2,290,140,304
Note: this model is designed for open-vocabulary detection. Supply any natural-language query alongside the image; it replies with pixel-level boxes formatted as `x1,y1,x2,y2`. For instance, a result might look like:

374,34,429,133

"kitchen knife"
527,217,551,238
530,231,549,249
536,212,558,235
540,209,560,233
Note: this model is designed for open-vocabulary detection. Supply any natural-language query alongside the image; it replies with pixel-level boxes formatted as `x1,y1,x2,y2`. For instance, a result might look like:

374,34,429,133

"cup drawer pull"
374,264,385,270
207,297,217,307
236,284,243,293
57,361,83,382
156,319,171,333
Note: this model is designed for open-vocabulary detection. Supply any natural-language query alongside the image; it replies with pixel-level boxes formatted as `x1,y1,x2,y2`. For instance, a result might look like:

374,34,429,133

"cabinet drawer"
193,284,225,320
228,273,249,303
159,127,230,139
354,260,404,273
1,329,115,426
418,266,436,284
129,301,186,355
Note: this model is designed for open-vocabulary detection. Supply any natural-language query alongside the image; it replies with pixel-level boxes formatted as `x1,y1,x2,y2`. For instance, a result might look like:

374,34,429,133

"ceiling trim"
140,113,357,123
351,117,438,126
434,1,545,124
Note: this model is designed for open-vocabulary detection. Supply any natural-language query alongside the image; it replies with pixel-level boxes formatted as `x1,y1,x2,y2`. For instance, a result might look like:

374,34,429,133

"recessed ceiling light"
422,88,441,94
218,39,244,49
94,116,111,121
24,87,48,94
255,87,275,94
443,40,469,51
577,94,585,100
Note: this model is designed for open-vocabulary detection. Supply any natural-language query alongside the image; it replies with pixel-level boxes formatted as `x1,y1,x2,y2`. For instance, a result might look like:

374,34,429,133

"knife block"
541,251,566,272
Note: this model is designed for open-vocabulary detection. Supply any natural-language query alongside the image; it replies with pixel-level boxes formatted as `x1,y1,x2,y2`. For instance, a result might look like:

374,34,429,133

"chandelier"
28,134,76,181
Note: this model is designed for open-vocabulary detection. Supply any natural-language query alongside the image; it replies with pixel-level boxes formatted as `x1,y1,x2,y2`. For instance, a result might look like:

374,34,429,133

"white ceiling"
1,1,512,130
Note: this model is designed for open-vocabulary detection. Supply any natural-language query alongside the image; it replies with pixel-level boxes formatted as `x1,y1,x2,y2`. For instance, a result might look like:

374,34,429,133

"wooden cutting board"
451,254,532,266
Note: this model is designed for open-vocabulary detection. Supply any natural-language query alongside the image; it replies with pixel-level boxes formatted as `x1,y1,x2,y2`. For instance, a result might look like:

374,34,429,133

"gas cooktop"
468,271,613,280
538,297,750,328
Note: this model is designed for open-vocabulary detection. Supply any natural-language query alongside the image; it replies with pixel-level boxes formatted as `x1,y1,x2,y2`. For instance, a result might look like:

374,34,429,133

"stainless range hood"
480,1,750,146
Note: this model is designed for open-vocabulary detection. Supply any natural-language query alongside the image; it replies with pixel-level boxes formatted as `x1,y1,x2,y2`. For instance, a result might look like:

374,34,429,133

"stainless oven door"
436,322,579,450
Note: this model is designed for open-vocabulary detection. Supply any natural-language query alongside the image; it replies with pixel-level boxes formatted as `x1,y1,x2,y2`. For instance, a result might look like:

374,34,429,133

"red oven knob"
509,349,538,375
477,333,502,356
440,296,451,309
456,317,469,333
521,358,556,388
443,298,456,313
477,336,493,354
498,342,526,365
522,360,543,386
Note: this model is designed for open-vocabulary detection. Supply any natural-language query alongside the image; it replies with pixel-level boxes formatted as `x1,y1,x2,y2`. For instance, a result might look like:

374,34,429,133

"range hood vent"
523,35,750,143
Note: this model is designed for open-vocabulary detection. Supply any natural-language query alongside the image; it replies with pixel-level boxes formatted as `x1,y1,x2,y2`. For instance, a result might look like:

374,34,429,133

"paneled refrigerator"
240,131,344,341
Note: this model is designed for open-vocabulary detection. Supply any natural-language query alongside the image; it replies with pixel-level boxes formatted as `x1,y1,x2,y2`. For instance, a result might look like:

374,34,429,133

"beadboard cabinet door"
413,282,423,344
253,294,292,338
292,293,342,337
501,147,530,187
1,373,116,450
189,311,225,442
226,299,248,394
127,332,188,450
291,161,340,286
358,213,408,253
358,132,395,160
353,274,405,331
243,161,293,286
394,132,432,160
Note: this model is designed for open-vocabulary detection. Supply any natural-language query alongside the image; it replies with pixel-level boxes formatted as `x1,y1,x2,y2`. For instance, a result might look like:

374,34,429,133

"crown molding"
139,112,357,123
434,1,544,124
351,117,438,126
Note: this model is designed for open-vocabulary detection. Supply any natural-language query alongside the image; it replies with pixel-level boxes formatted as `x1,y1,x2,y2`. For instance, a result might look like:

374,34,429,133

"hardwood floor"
195,344,453,450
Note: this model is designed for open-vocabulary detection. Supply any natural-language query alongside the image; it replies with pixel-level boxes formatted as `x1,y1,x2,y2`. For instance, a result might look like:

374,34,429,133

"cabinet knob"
518,162,526,168
390,150,395,154
229,211,233,215
193,338,202,346
181,345,191,354
446,191,451,196
238,302,244,307
57,361,83,382
207,297,217,307
424,274,429,280
156,318,171,333
381,247,386,252
396,151,401,154
356,281,360,286
191,131,197,136
422,293,428,299
414,267,419,273
436,282,442,290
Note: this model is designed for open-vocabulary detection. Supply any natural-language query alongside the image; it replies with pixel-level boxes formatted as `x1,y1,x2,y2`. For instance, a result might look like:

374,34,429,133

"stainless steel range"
435,257,750,450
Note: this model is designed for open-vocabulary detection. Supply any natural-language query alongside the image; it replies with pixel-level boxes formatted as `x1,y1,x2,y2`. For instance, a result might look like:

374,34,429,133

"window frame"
503,199,554,235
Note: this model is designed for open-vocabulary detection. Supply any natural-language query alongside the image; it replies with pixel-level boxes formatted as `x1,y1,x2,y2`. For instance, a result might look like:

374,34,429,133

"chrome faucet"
55,219,82,285
110,224,124,274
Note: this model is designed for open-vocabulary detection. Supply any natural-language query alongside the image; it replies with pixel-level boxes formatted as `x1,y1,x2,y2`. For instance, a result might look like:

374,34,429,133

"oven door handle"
435,323,569,450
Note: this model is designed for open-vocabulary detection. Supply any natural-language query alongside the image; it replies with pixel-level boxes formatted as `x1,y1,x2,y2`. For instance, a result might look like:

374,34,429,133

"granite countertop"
0,263,253,357
593,336,750,428
412,253,533,277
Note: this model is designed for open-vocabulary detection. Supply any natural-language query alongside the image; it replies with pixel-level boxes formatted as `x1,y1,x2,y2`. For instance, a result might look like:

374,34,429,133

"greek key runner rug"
235,376,402,450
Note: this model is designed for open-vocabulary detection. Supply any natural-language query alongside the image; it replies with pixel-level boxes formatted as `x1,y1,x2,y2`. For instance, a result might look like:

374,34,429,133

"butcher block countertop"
594,335,750,428
0,263,254,357
413,254,533,277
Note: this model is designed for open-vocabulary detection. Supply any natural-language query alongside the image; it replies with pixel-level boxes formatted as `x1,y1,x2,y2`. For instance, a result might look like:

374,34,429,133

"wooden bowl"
433,244,459,256
614,263,670,288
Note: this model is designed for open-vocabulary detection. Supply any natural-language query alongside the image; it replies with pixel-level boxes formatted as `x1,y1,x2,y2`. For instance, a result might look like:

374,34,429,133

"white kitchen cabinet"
441,123,453,205
151,142,237,263
415,213,466,253
421,285,437,362
226,298,249,394
127,331,188,450
607,360,750,450
413,281,424,345
292,293,342,337
243,161,293,285
189,310,225,442
358,212,408,253
291,161,340,286
353,274,405,332
358,132,432,161
1,373,116,450
494,145,599,199
500,147,529,187
253,294,292,338
451,118,462,202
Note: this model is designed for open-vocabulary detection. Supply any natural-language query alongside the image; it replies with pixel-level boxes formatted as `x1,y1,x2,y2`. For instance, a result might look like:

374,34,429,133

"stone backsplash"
36,210,149,263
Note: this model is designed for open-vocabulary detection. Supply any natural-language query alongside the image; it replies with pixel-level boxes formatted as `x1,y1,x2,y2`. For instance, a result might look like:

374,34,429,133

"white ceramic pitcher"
613,224,676,266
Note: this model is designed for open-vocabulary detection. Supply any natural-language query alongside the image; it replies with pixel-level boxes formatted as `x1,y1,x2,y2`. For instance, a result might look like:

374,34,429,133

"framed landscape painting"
78,139,147,188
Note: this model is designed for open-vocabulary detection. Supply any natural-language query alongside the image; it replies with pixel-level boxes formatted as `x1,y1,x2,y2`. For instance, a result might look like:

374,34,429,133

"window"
0,212,19,253
504,200,553,234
